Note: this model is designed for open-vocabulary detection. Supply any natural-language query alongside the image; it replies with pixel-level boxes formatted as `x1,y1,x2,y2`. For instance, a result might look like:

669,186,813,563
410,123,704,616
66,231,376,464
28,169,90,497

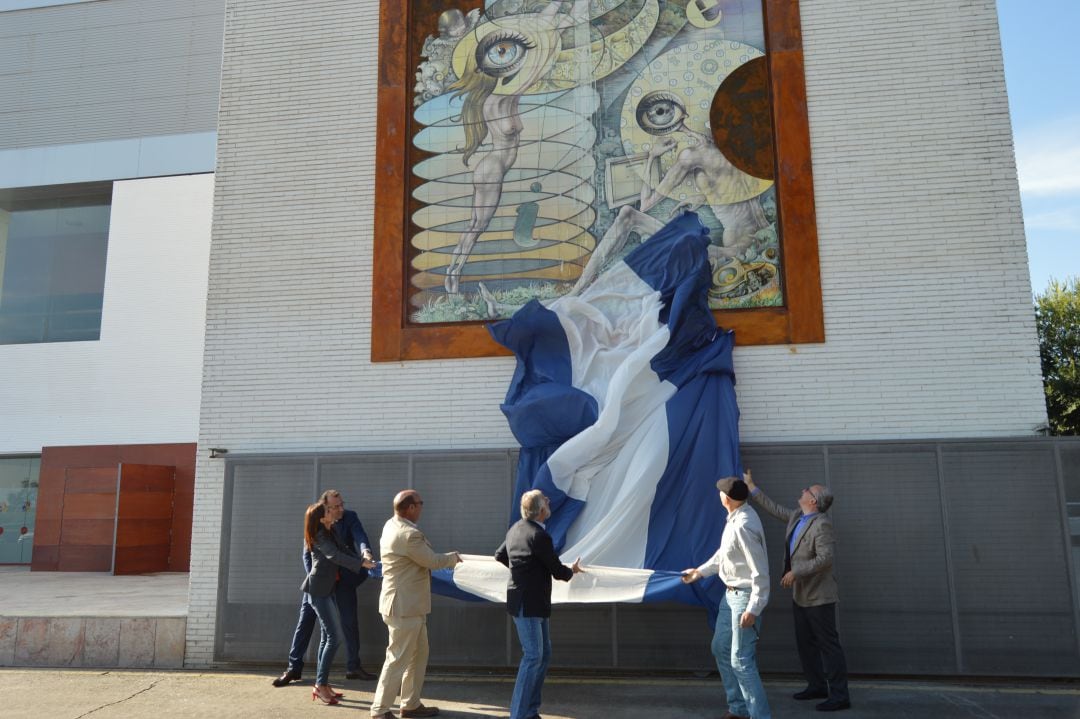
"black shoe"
345,667,377,680
271,668,302,687
793,689,829,700
816,699,851,712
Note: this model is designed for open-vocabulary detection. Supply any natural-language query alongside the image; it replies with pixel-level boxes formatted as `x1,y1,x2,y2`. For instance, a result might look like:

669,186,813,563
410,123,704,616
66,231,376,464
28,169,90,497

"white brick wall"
184,0,1046,664
0,174,212,453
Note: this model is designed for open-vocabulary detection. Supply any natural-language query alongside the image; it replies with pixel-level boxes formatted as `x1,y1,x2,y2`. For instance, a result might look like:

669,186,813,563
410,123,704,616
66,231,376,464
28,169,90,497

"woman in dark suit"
495,490,583,719
302,501,371,705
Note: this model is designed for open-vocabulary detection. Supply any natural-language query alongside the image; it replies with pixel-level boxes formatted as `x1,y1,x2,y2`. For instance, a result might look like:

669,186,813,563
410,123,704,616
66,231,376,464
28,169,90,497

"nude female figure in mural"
478,91,771,314
569,93,770,294
443,0,591,295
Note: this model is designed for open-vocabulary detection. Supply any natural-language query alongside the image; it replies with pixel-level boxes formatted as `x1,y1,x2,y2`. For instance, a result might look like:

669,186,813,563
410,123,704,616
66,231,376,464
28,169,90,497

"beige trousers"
370,614,429,715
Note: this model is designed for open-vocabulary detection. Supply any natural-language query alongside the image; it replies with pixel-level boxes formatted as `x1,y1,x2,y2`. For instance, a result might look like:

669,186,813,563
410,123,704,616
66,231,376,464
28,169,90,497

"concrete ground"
1,669,1079,719
0,567,188,617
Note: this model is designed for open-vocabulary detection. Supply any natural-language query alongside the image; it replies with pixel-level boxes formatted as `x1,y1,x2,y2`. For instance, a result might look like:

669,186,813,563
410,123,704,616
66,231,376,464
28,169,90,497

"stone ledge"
0,616,186,669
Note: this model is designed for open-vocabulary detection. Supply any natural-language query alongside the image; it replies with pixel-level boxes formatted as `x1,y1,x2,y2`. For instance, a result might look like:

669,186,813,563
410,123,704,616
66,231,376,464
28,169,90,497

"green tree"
1035,277,1080,435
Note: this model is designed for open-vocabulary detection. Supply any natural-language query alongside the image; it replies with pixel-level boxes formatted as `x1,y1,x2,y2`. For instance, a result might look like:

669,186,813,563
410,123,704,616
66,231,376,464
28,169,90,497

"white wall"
0,173,213,452
185,0,1047,664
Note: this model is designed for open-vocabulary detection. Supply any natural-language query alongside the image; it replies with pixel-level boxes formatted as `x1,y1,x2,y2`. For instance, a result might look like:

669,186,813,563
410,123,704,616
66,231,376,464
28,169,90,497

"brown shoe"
371,713,395,719
400,705,440,718
720,713,750,719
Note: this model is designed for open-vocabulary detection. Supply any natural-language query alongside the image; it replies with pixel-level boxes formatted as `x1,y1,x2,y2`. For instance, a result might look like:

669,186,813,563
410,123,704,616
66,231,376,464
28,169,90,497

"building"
3,0,1079,677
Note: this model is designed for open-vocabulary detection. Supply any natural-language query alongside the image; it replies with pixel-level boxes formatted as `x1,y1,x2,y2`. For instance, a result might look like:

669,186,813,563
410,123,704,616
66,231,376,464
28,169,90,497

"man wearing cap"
683,476,771,719
744,470,851,712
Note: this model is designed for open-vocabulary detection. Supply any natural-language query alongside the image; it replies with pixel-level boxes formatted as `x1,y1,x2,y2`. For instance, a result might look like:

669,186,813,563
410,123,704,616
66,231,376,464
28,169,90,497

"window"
0,456,39,565
0,182,112,345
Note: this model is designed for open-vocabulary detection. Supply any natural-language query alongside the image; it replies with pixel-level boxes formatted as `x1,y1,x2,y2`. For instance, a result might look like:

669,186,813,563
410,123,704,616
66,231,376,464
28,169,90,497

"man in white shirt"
683,476,772,719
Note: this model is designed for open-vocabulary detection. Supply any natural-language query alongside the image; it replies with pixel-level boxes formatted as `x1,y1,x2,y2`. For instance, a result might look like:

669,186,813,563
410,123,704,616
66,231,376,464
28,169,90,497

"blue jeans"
711,589,771,719
306,592,345,687
511,614,552,719
287,578,363,673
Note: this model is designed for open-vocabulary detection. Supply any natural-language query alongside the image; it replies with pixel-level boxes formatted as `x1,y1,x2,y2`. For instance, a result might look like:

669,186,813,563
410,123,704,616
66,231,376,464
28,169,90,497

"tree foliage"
1035,277,1080,435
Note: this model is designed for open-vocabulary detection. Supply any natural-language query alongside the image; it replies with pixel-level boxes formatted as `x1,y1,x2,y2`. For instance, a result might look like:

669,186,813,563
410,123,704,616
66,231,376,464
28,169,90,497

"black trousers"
793,602,849,702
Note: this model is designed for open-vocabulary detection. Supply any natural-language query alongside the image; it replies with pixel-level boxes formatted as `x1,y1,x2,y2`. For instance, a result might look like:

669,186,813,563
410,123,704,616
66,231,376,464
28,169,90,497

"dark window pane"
0,184,111,345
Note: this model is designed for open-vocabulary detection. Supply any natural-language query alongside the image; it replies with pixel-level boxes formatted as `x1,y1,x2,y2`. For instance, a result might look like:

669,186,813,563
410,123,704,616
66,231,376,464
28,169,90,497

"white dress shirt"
696,503,771,617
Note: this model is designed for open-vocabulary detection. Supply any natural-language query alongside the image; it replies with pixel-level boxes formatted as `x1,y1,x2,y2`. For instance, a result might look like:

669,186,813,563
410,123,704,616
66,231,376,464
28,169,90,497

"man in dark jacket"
273,489,377,686
495,490,583,719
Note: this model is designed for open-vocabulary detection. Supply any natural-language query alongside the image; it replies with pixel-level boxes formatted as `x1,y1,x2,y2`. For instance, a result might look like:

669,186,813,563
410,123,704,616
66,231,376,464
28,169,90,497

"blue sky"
997,0,1080,294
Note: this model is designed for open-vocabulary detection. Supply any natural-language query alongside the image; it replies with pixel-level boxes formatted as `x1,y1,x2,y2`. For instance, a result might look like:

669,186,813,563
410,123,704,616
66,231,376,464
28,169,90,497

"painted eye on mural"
636,92,689,135
475,30,536,78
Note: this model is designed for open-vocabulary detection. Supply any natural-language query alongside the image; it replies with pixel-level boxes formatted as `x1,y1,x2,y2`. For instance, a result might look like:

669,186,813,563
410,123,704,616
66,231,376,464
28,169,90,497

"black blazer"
495,519,574,618
300,527,366,598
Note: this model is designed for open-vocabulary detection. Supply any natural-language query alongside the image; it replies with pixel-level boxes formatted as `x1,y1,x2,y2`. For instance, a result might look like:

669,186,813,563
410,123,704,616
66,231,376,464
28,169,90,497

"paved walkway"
1,669,1078,718
0,567,188,617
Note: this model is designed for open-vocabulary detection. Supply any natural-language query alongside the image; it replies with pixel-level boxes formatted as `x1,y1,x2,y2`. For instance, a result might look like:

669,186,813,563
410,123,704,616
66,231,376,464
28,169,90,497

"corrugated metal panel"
942,443,1080,675
213,440,1080,677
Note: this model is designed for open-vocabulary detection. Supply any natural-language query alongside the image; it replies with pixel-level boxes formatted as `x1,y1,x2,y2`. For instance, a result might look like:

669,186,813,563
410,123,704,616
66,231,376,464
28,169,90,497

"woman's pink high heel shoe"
311,686,340,705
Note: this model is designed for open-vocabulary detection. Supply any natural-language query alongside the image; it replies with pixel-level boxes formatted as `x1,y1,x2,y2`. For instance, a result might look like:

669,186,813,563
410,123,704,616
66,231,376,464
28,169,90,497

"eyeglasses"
802,488,820,505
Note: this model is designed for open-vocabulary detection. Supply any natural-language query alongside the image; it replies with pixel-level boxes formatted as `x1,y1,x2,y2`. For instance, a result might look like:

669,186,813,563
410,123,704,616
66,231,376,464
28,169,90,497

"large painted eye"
476,31,536,78
636,92,688,135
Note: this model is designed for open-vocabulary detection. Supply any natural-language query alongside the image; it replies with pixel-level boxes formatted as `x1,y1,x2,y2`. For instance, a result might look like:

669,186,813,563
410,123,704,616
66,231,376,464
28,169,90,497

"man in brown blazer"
745,470,851,713
370,490,461,719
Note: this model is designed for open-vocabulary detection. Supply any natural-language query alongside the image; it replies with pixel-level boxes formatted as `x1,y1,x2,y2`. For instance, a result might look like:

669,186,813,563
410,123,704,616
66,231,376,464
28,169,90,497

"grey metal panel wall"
941,443,1079,675
218,460,313,661
214,439,1080,677
0,0,224,150
828,447,956,674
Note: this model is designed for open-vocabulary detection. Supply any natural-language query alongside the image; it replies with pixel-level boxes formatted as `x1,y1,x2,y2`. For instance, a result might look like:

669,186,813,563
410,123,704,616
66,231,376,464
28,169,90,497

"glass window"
0,182,112,344
0,457,39,565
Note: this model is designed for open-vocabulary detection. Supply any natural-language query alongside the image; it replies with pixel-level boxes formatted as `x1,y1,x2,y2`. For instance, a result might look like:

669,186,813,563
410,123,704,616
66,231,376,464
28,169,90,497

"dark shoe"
271,668,302,687
400,704,440,718
371,713,395,719
793,688,829,700
346,667,377,680
720,712,750,719
816,699,852,712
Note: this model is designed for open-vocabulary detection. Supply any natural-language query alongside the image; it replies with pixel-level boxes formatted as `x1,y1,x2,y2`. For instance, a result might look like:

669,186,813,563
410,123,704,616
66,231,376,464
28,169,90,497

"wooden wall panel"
32,444,195,573
113,463,175,575
57,545,112,572
56,466,118,571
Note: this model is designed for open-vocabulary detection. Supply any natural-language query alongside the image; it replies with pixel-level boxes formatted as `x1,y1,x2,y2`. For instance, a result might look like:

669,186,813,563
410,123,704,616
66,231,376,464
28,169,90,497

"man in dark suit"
495,490,583,719
745,470,851,713
273,489,378,686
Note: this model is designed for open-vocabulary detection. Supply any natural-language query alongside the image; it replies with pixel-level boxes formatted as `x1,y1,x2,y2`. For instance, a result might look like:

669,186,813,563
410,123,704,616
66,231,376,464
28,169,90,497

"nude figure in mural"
569,94,770,295
443,0,591,295
477,92,770,315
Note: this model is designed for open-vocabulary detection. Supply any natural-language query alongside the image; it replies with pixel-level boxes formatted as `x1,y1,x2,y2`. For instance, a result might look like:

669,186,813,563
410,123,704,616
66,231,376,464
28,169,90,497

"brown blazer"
750,488,839,607
377,515,458,618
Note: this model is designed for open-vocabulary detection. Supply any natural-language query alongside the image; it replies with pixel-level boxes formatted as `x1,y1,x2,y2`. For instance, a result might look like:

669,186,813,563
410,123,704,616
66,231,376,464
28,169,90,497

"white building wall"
0,174,213,452
185,0,1046,664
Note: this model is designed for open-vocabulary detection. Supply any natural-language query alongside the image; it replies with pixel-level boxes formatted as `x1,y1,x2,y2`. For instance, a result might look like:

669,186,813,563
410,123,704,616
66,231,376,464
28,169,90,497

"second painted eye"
636,92,688,135
476,31,536,77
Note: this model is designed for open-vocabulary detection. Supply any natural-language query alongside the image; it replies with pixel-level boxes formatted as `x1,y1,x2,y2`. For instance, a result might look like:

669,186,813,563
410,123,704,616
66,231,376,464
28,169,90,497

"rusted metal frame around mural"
371,0,825,361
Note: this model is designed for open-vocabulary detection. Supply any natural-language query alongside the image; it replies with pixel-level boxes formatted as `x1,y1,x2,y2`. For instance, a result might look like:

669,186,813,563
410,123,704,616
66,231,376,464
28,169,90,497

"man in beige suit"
370,490,462,719
745,470,851,713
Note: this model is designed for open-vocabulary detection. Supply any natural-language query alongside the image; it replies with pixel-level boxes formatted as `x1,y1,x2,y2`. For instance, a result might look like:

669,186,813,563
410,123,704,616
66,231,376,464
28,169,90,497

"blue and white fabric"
437,211,742,608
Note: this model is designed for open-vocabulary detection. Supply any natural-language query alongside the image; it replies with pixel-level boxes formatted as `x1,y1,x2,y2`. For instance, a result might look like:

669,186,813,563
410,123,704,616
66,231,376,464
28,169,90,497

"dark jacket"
302,509,372,589
301,527,367,597
495,518,573,618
